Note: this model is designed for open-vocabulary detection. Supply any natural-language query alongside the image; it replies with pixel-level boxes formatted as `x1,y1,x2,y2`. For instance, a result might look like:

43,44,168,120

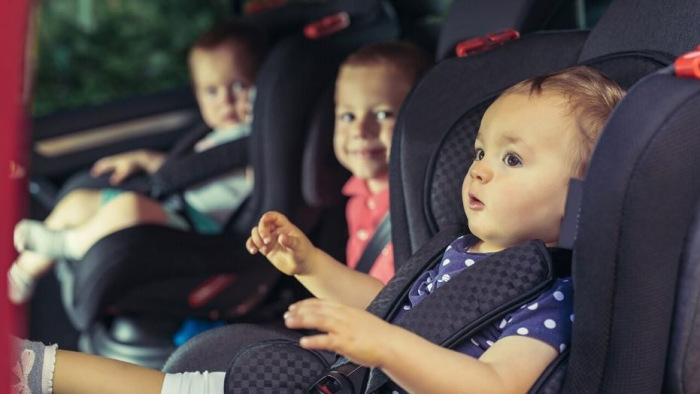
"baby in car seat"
11,66,625,394
8,18,268,304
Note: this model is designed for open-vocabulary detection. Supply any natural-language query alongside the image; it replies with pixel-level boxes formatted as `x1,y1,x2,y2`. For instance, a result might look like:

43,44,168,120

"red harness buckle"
244,0,288,15
304,12,351,40
675,44,700,79
455,28,520,58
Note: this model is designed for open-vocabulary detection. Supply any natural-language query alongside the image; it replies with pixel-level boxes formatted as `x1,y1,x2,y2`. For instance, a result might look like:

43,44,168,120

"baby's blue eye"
375,110,393,120
474,148,484,160
504,153,522,167
339,112,355,122
230,81,245,94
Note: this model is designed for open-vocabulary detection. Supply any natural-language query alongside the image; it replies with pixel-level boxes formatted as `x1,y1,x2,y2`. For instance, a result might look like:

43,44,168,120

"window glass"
33,0,233,116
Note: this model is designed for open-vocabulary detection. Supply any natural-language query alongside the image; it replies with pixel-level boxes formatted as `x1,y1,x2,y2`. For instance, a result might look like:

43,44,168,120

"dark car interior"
13,0,700,391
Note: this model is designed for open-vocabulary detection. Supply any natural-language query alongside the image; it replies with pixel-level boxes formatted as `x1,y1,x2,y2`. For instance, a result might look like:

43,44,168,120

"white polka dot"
499,319,507,329
486,340,494,347
427,283,434,292
520,304,527,309
559,344,567,352
553,291,564,301
446,245,452,251
367,199,376,210
418,288,423,296
357,229,369,241
442,259,451,266
392,391,400,394
441,274,451,282
465,258,475,267
527,303,539,310
458,235,465,240
517,327,529,335
470,338,479,346
544,319,556,329
570,314,574,322
381,247,389,255
403,305,411,310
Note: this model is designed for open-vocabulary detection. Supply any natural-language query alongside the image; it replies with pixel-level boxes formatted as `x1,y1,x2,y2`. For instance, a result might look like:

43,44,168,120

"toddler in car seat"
7,18,268,304
330,41,431,284
11,66,625,394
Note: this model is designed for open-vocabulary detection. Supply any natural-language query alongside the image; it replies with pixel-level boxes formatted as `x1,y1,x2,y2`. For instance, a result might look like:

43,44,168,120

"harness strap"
354,214,392,274
150,136,249,199
325,229,563,393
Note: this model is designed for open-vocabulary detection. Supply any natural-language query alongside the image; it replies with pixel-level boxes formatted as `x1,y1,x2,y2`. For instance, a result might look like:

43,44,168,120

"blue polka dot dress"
385,235,574,392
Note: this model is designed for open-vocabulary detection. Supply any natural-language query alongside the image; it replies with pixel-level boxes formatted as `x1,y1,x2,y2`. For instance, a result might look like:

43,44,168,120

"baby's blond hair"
503,66,625,177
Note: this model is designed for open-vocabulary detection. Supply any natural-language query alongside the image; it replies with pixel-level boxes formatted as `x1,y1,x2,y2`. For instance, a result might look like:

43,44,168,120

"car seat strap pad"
150,137,250,199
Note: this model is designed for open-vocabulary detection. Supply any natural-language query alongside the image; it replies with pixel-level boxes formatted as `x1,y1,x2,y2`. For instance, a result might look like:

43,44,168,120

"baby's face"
191,39,256,130
463,92,578,253
333,63,412,188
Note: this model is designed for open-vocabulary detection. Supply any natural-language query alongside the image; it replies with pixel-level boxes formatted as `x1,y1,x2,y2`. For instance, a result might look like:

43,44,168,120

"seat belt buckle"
304,12,351,39
308,363,366,394
675,44,700,79
455,29,520,58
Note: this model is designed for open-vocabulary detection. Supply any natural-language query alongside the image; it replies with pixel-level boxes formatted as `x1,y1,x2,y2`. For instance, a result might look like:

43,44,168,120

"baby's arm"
247,211,384,309
285,298,558,394
91,150,166,185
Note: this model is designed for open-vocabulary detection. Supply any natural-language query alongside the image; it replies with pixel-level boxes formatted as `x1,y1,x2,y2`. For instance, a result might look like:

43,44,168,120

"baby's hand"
246,211,314,276
91,150,165,185
283,298,396,368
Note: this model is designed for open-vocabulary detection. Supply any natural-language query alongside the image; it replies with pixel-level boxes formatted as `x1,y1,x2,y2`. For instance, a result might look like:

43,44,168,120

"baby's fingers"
258,211,287,242
249,226,267,253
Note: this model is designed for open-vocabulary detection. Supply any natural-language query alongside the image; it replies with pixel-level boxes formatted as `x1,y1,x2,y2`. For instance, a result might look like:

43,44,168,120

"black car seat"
160,0,584,373
215,49,700,394
557,62,700,393
164,0,700,385
51,0,401,369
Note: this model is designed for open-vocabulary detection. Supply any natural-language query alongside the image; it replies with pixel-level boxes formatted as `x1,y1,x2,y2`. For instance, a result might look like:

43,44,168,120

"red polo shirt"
342,176,395,284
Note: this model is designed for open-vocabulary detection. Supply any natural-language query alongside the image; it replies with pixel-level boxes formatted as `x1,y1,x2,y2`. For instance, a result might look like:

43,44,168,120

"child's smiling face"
463,92,579,253
333,63,412,192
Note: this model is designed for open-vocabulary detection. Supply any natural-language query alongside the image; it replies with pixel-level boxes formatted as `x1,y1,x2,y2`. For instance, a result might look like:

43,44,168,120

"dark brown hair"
340,41,433,87
188,18,269,80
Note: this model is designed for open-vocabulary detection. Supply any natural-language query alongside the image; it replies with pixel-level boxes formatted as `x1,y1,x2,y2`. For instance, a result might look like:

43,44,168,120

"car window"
33,0,233,117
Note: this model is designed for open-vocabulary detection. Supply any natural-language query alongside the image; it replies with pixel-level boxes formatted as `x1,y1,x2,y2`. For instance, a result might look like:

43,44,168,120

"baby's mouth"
469,193,484,209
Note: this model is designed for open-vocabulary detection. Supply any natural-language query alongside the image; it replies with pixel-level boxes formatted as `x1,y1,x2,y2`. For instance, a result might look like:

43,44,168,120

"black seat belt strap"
354,213,391,274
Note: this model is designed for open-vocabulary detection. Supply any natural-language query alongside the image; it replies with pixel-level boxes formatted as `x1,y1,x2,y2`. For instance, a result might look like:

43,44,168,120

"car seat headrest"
436,0,574,60
565,66,700,391
578,0,700,62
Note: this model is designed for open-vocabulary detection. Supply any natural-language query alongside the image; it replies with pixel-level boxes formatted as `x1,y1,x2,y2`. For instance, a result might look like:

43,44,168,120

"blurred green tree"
34,0,232,116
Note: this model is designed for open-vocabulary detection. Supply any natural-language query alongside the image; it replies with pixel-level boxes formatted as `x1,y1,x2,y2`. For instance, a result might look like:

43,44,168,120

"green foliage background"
34,0,232,116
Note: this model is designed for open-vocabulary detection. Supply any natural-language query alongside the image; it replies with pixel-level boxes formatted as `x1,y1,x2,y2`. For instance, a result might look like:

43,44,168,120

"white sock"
8,263,37,304
161,371,226,394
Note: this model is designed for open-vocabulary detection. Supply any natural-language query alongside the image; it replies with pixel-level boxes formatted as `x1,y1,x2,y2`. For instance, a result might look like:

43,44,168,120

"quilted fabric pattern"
226,339,331,393
429,100,492,231
365,240,553,392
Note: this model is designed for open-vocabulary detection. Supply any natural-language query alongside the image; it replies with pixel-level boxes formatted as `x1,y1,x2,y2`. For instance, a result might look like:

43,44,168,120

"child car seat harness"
222,225,572,393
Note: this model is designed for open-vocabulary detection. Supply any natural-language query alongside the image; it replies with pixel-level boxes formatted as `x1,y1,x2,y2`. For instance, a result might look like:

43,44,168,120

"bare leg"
53,350,165,394
15,189,103,277
16,191,169,260
9,189,103,303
